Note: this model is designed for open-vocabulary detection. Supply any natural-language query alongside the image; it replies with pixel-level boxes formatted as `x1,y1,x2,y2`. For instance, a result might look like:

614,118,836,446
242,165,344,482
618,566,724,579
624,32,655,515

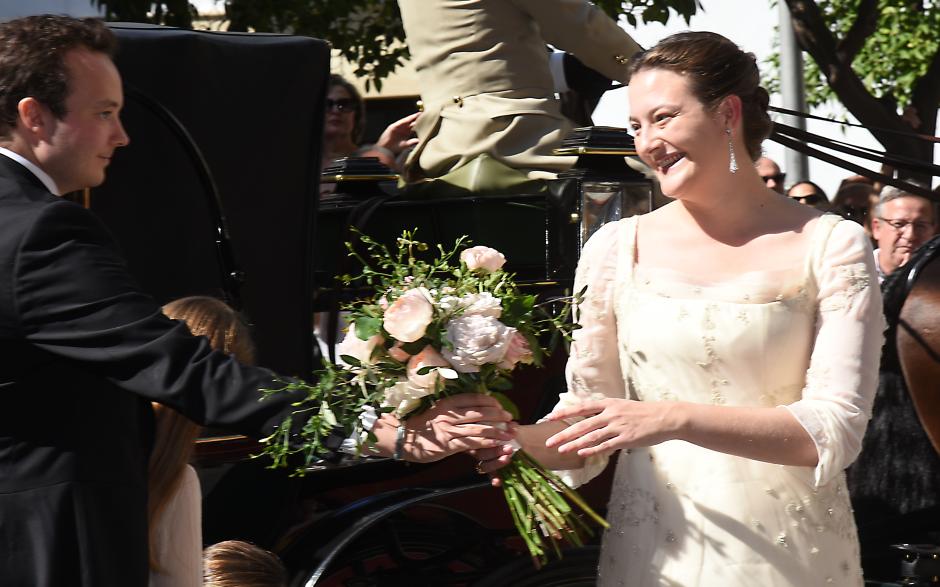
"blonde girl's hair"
148,296,256,571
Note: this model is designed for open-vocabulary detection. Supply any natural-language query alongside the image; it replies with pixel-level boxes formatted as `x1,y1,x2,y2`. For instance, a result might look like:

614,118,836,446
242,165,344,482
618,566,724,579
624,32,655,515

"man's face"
755,157,785,193
872,196,937,274
34,47,129,193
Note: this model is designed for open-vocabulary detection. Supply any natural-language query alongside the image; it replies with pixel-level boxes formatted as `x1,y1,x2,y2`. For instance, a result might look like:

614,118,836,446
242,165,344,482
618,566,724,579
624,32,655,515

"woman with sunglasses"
787,180,831,211
322,75,418,174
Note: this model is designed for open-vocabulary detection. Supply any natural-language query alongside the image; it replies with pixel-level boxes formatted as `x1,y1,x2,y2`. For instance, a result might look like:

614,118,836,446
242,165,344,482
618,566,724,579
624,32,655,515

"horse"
850,234,940,583
885,233,940,456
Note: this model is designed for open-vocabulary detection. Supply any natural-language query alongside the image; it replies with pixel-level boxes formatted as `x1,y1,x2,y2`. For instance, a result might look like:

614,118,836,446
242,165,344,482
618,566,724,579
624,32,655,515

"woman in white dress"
480,32,884,586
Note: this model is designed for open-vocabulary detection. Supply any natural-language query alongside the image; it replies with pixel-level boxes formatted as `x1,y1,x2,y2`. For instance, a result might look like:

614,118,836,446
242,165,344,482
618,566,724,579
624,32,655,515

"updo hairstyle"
627,31,772,162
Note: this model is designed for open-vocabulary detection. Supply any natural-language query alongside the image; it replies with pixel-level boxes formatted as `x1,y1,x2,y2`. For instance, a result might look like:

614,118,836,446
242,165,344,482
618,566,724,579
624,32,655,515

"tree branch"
784,0,910,153
835,0,879,65
909,43,940,159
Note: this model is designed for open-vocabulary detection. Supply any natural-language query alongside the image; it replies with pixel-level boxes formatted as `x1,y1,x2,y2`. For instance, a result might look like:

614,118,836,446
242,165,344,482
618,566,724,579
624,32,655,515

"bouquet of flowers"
260,231,607,566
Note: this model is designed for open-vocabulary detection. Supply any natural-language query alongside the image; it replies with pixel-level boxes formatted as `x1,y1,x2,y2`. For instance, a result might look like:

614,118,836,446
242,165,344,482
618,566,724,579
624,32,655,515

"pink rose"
406,345,451,389
499,331,534,369
383,287,433,343
460,246,506,273
387,342,411,362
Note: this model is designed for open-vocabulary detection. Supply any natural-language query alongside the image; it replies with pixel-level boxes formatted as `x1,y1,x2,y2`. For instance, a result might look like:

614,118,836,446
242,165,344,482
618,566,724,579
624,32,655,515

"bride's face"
629,68,727,199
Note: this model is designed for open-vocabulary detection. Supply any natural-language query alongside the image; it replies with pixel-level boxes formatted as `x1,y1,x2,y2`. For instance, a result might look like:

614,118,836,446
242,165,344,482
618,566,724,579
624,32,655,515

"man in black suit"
0,15,511,586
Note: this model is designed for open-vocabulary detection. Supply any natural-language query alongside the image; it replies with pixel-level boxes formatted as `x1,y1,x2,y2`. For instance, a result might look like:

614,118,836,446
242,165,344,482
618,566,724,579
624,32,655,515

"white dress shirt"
0,147,61,195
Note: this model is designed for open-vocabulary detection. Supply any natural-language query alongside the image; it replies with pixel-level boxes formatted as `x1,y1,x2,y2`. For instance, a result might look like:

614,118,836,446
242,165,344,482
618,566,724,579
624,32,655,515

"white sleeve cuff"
548,51,569,93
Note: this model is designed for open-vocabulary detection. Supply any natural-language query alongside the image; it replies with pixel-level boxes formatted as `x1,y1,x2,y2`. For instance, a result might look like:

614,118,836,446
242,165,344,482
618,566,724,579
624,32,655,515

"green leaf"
355,316,383,340
320,401,338,427
399,339,427,355
339,354,362,367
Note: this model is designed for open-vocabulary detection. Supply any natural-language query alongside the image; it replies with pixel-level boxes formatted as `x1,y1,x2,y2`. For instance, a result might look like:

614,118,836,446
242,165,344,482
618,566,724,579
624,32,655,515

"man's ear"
870,216,883,240
717,94,743,130
17,97,51,141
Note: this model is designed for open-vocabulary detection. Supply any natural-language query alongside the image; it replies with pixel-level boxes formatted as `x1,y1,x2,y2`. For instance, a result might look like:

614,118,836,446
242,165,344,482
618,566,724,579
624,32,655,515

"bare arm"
545,400,819,467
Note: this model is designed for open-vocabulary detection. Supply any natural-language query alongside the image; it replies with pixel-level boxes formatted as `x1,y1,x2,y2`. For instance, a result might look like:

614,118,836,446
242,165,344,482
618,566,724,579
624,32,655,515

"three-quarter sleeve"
784,219,885,486
550,221,628,488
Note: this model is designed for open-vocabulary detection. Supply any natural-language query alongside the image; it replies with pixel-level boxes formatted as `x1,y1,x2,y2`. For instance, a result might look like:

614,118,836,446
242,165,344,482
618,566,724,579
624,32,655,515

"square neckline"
622,213,843,305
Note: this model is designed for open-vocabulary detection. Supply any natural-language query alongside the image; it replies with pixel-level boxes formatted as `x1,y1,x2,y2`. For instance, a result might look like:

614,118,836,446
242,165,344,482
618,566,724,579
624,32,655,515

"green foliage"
223,0,408,92
772,1,940,110
95,0,699,89
600,0,702,27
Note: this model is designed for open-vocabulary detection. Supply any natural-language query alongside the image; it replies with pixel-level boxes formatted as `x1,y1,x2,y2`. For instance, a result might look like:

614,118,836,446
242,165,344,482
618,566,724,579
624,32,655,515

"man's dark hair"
0,15,116,137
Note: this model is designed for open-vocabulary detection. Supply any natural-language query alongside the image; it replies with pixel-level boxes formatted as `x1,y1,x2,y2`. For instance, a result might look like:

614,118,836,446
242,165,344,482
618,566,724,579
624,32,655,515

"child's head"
203,540,288,587
162,295,255,364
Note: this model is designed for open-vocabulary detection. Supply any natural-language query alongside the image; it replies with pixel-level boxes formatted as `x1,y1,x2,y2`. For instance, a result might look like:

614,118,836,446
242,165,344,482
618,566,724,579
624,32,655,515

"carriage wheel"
470,546,600,587
307,504,514,587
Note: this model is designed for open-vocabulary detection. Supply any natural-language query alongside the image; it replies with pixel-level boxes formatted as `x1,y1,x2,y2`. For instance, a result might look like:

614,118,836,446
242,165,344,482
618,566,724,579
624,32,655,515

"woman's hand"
470,442,517,487
543,399,683,457
375,112,420,155
401,393,515,463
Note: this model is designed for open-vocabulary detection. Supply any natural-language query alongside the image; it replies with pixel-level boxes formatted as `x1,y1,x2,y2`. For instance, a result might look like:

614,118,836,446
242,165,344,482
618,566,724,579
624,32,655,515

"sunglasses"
326,98,356,113
792,193,825,205
761,172,786,184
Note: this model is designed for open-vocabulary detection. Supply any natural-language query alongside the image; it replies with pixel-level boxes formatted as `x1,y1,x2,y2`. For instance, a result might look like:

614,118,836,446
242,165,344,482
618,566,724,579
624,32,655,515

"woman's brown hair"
627,31,773,161
147,296,255,571
328,73,366,144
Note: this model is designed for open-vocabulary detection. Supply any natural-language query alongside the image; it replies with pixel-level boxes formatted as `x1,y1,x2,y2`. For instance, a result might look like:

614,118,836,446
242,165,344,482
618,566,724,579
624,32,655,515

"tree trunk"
784,0,937,180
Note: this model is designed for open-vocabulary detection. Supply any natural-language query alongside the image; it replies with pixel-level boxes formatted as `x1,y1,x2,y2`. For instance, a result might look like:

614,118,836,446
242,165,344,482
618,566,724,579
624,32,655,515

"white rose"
460,246,506,273
460,292,502,318
438,292,502,318
383,379,434,416
442,314,515,373
383,287,434,343
336,330,384,366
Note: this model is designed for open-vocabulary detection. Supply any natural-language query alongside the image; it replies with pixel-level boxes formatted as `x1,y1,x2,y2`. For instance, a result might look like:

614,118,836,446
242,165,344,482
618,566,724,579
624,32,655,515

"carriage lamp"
548,126,653,280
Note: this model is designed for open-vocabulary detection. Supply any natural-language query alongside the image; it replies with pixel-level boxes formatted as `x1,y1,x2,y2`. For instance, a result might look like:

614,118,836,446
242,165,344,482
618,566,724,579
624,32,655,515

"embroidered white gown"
553,214,884,587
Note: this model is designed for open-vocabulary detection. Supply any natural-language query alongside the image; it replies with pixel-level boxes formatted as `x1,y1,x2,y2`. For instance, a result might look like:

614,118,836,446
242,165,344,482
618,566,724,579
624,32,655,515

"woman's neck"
325,136,359,159
673,169,787,244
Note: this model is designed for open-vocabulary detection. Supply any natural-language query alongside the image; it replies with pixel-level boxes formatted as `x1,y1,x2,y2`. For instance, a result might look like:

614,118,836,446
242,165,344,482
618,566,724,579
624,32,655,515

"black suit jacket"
0,155,298,586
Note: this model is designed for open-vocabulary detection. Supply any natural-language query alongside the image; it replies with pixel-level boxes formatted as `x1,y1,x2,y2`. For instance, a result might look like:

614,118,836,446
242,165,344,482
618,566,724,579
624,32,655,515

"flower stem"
496,450,609,566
